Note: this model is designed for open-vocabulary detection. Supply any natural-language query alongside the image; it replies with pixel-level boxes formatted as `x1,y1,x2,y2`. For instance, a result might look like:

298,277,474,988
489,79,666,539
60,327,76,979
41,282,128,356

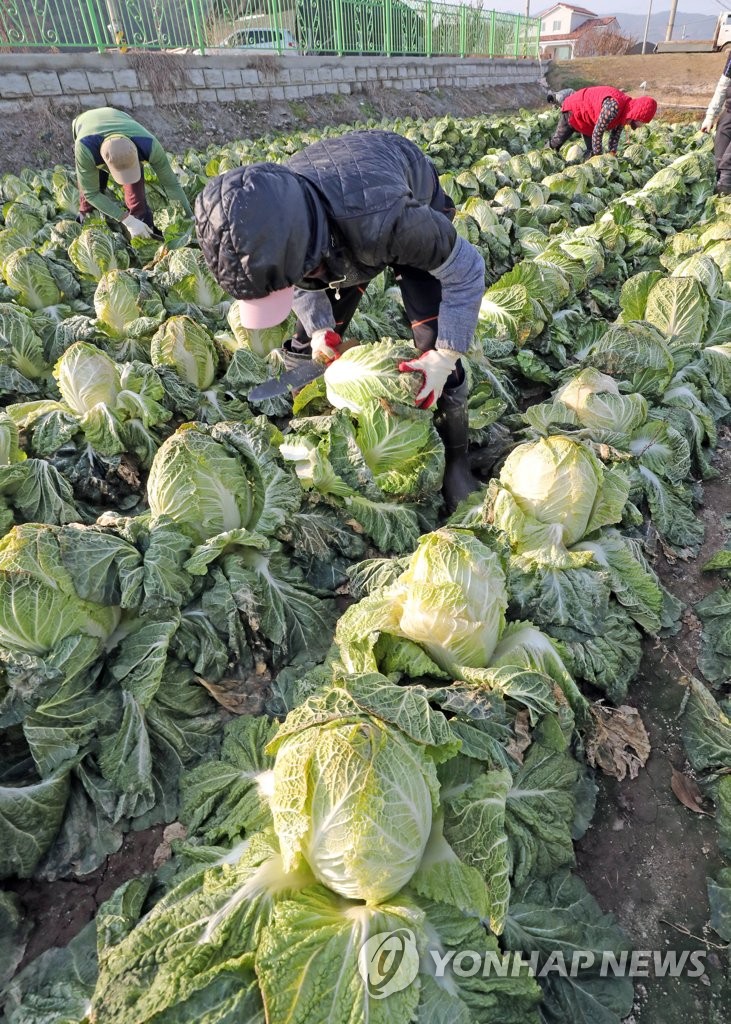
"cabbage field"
0,109,730,1024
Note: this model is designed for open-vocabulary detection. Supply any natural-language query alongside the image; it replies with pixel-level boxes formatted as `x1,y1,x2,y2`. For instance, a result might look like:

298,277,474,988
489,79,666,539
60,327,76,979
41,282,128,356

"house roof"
540,16,617,41
536,3,598,17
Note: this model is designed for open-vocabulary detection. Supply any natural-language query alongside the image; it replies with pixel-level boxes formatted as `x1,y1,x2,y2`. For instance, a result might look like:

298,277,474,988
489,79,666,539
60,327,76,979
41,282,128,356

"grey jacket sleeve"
385,203,484,354
430,235,486,355
291,286,336,339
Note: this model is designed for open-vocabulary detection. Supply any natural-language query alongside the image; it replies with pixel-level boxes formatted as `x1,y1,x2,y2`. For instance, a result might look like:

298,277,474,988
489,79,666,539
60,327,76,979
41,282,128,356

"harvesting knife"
247,340,359,402
247,360,327,401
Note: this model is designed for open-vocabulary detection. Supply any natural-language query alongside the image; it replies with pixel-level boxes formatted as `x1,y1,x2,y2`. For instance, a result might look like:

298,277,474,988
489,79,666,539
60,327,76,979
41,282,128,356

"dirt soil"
576,428,731,1024
546,52,727,122
0,81,547,177
7,824,166,970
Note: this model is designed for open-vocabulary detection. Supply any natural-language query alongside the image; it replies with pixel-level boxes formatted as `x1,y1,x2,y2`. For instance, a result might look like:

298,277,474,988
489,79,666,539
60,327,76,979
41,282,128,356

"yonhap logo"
358,929,420,998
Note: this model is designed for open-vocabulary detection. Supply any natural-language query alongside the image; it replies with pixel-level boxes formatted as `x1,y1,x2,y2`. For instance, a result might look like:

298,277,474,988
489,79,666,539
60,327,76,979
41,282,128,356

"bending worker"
548,86,657,158
73,107,192,238
702,53,731,195
195,129,485,510
546,87,575,107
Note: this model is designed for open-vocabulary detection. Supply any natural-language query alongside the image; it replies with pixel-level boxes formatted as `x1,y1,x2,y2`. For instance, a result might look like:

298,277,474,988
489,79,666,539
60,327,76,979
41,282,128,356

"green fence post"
514,13,521,57
189,0,207,54
333,0,344,56
425,0,432,58
488,9,495,58
274,0,284,55
459,3,466,57
384,0,392,56
84,0,106,52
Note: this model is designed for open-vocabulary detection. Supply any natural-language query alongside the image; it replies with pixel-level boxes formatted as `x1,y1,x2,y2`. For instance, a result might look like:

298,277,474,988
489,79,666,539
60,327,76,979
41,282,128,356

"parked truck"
655,12,731,53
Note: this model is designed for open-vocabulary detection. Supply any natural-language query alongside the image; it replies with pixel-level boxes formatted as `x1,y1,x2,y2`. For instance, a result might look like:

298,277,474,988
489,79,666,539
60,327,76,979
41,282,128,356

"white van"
216,26,299,53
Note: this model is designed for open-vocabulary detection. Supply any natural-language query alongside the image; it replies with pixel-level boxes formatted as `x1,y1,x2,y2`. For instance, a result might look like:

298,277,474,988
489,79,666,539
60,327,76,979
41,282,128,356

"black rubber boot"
281,338,312,371
435,380,480,513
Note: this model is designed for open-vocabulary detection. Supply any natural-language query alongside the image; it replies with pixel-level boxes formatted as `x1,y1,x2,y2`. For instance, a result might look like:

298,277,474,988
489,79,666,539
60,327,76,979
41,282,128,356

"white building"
538,3,619,59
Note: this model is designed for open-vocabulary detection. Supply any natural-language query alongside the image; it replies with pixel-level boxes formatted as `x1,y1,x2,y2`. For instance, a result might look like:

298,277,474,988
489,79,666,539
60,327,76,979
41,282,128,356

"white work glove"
701,119,714,133
122,215,153,239
311,329,343,364
399,348,459,409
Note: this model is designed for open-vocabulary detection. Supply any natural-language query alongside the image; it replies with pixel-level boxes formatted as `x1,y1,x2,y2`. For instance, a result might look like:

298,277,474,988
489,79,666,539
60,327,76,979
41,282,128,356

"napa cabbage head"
3,248,62,310
496,435,629,551
0,303,48,381
151,315,218,389
0,523,120,655
555,368,648,436
269,713,438,904
68,228,128,281
94,270,144,336
355,401,444,497
54,342,121,416
324,341,422,414
0,413,25,466
164,248,227,309
93,269,164,338
396,528,507,673
147,424,255,543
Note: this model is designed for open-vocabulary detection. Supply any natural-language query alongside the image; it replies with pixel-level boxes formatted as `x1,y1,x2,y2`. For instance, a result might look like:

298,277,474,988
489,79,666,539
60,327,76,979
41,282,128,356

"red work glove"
399,349,459,409
311,329,343,364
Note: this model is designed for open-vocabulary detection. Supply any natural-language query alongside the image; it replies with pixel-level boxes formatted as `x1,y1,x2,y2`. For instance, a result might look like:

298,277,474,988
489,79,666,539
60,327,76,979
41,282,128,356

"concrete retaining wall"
0,52,543,114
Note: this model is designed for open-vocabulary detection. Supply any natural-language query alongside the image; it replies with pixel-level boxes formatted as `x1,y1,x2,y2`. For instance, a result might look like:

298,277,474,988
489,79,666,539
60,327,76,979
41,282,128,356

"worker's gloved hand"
122,215,153,240
701,120,713,133
399,348,459,409
311,329,343,364
75,212,87,225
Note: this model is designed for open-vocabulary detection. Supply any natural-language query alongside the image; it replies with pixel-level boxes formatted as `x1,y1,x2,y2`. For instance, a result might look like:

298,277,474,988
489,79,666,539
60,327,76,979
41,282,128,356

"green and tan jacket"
72,107,192,220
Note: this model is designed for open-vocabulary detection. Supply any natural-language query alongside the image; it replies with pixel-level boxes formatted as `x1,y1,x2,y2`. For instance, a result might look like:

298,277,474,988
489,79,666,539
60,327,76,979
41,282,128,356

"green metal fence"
0,0,540,57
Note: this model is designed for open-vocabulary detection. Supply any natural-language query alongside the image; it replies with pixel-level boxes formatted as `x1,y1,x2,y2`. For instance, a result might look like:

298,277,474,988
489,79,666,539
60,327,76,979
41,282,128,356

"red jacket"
563,86,630,135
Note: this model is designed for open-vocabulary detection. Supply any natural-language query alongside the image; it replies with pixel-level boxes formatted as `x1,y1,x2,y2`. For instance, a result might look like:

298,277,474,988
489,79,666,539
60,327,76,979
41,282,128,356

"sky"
482,1,723,16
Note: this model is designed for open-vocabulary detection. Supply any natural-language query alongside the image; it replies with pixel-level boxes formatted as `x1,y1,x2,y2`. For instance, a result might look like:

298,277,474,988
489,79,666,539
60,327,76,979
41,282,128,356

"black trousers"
549,111,592,158
715,105,731,193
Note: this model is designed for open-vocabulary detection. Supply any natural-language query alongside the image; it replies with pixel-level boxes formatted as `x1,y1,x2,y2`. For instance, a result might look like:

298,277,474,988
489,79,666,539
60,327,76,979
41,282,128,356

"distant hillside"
615,11,717,43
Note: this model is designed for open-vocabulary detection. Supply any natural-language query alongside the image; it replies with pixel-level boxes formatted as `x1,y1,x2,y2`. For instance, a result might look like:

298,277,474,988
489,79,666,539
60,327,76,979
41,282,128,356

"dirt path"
576,428,731,1024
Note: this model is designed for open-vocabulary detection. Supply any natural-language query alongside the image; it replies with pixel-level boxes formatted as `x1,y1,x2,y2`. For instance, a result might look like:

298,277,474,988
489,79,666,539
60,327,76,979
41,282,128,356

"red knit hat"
626,97,658,123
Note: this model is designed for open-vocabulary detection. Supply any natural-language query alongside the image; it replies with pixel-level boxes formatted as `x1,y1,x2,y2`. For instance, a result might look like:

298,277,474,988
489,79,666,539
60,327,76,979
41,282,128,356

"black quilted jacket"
194,130,457,300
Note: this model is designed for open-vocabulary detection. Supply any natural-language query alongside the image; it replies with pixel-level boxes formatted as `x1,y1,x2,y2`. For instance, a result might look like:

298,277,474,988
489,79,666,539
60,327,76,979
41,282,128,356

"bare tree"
574,26,637,57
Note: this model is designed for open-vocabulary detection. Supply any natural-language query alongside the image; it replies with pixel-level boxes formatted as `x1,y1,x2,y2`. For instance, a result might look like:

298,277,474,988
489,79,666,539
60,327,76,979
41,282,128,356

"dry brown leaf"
116,454,141,489
506,709,532,764
153,821,188,869
195,674,271,716
586,704,651,781
670,767,712,816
